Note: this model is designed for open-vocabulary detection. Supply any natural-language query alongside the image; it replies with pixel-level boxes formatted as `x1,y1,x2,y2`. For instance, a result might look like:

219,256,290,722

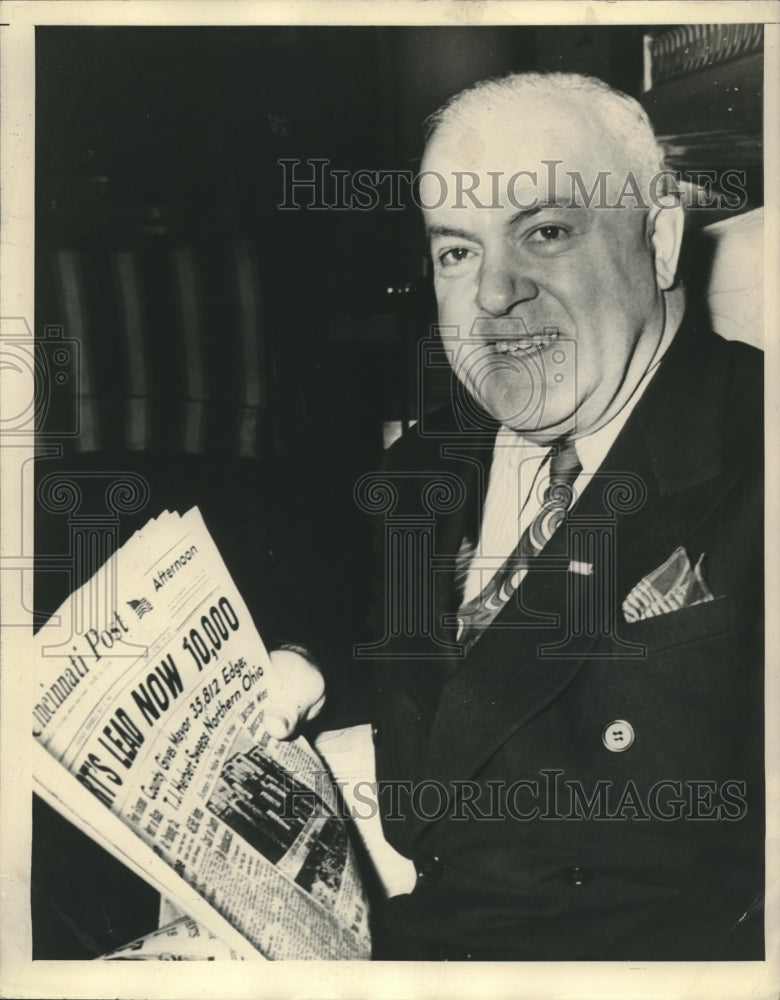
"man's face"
422,98,670,441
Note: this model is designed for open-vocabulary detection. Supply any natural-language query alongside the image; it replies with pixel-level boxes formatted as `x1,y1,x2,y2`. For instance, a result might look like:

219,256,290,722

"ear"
647,196,684,290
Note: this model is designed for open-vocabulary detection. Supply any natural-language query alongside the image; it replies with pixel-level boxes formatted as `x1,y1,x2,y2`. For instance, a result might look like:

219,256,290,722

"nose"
477,250,538,316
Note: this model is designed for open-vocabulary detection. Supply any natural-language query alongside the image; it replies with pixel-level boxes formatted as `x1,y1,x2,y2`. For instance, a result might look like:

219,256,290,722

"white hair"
425,71,670,196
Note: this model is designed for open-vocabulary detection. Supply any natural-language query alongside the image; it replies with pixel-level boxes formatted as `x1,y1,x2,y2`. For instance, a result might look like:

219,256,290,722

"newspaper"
98,913,244,961
92,726,418,961
33,507,371,960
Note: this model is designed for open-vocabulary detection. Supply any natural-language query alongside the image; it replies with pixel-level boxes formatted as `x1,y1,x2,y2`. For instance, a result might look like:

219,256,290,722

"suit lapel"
381,430,495,714
421,421,658,790
420,319,741,801
433,439,495,638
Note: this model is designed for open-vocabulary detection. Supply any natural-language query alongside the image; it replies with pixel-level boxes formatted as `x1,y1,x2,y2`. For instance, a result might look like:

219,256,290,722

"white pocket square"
622,546,715,623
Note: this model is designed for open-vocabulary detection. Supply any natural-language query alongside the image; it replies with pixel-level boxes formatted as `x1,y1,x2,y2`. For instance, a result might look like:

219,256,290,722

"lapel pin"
568,560,593,576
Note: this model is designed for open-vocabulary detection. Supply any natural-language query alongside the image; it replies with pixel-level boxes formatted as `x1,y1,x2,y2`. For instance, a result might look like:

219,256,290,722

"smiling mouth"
489,331,561,354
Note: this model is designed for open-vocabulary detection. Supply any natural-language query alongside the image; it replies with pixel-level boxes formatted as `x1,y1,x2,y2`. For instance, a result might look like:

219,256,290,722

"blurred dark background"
32,24,763,958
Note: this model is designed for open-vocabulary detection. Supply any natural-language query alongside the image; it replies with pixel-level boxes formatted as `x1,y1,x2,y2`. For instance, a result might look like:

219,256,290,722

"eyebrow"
426,202,572,241
507,204,544,226
425,224,478,241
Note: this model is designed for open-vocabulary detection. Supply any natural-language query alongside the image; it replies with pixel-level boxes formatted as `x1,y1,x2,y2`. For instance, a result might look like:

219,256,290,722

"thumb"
264,647,326,739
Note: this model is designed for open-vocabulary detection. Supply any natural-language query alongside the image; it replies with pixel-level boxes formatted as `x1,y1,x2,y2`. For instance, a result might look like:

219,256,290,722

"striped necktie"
455,438,581,652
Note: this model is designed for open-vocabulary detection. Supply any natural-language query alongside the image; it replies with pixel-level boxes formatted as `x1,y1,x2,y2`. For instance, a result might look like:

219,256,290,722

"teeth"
493,333,559,354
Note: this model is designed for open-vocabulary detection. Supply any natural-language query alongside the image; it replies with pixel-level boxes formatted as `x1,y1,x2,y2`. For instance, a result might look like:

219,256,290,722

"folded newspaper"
99,912,244,961
33,507,371,960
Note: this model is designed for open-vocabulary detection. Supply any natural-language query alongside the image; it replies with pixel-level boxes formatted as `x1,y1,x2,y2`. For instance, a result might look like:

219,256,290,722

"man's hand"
264,647,326,739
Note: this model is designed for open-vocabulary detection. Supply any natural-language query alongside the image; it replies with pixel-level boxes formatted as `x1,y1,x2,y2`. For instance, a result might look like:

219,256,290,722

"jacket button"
371,722,380,745
563,866,594,886
415,853,444,880
602,719,634,752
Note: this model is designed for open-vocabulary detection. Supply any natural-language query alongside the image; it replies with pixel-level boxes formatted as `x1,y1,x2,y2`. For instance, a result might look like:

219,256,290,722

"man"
267,73,764,960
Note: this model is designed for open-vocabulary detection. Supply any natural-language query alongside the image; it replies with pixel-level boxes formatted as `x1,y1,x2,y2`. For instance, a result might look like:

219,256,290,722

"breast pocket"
614,595,749,654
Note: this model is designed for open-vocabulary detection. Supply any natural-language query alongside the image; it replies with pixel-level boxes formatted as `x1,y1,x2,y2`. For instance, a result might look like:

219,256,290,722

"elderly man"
268,73,763,960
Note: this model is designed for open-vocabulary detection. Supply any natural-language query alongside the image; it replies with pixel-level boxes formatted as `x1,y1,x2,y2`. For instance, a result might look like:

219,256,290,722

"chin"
478,375,570,430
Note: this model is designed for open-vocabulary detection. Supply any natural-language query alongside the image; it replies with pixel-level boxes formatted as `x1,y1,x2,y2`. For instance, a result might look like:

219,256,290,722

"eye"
527,224,568,243
437,246,475,269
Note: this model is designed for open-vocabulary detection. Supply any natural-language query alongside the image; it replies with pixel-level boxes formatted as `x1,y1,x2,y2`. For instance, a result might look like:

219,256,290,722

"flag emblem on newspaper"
127,597,153,619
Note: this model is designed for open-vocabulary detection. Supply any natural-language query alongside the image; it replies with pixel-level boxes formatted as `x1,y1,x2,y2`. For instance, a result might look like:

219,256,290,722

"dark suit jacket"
355,318,764,961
